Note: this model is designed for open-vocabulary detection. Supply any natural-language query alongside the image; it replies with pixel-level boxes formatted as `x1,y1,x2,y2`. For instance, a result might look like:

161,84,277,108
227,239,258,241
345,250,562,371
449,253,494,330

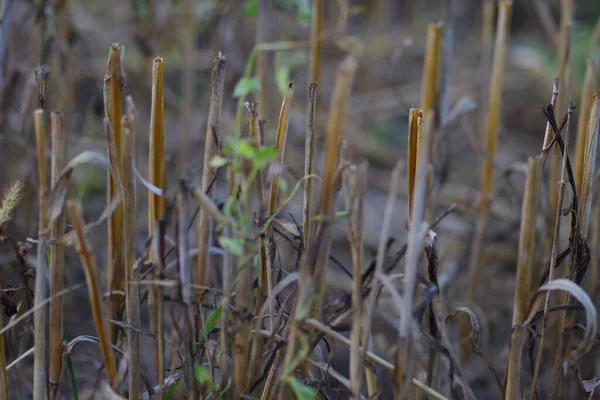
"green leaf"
311,210,348,222
253,146,277,168
286,377,317,400
209,155,228,168
233,77,261,98
199,306,222,338
242,0,258,17
219,237,244,256
194,364,212,384
278,177,288,193
233,140,256,159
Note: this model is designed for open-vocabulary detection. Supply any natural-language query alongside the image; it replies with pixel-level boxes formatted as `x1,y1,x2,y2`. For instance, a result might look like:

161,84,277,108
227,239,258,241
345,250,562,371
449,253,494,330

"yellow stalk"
420,23,442,115
123,97,141,399
103,43,125,342
66,200,118,388
464,0,512,358
32,108,47,400
148,56,165,392
197,54,226,287
309,0,322,84
504,156,542,400
407,108,423,217
49,112,66,400
573,60,597,197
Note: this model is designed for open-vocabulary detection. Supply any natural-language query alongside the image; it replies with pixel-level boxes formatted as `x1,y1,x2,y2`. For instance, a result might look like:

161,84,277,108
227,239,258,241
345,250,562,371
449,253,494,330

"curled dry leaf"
46,151,122,241
526,279,597,362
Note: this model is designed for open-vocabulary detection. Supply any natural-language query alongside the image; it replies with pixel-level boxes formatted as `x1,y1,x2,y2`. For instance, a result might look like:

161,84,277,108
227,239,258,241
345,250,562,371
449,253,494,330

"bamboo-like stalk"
66,200,118,388
420,23,442,116
0,289,6,399
103,43,125,343
465,2,512,350
479,0,496,140
233,218,253,396
396,112,434,396
544,106,574,398
407,108,423,217
344,162,367,400
196,54,226,288
573,60,597,198
312,55,357,317
279,56,357,400
577,94,600,238
309,0,322,85
361,160,402,397
49,111,66,400
122,97,140,399
177,181,196,399
267,81,295,233
33,108,48,400
179,0,194,170
263,82,294,294
504,156,542,400
303,83,318,251
255,0,268,119
588,96,600,296
548,25,571,235
148,56,165,392
439,0,456,125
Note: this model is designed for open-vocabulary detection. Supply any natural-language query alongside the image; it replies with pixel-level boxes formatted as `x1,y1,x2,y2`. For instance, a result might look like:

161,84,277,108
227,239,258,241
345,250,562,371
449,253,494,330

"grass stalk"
407,108,423,217
479,0,496,139
177,181,196,398
504,156,542,400
197,53,226,288
420,23,442,116
33,108,48,400
178,0,194,170
577,94,600,239
66,200,118,388
264,81,294,295
148,56,165,391
49,111,66,400
464,1,512,357
344,161,367,399
103,43,125,343
309,0,322,85
573,60,597,199
588,95,600,296
396,111,434,396
312,55,357,317
122,97,141,399
254,0,268,118
303,83,317,251
361,160,402,395
543,106,574,398
548,25,571,235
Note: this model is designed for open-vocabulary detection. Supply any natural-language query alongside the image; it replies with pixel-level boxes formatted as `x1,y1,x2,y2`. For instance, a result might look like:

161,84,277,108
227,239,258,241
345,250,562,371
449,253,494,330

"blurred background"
0,0,599,397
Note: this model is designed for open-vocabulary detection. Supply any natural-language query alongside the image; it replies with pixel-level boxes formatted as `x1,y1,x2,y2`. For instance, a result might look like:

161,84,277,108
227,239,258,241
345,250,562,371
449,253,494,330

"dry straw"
148,56,165,392
32,108,47,400
197,54,226,288
103,44,126,342
465,0,513,358
504,156,542,400
48,112,66,400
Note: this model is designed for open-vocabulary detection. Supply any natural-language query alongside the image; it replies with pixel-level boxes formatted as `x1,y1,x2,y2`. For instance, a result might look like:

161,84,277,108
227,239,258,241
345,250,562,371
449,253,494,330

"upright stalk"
196,54,226,288
67,200,118,389
465,2,512,352
504,156,542,400
49,111,66,400
148,56,165,391
33,108,48,400
303,83,318,251
122,97,140,399
103,43,125,342
573,60,597,197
